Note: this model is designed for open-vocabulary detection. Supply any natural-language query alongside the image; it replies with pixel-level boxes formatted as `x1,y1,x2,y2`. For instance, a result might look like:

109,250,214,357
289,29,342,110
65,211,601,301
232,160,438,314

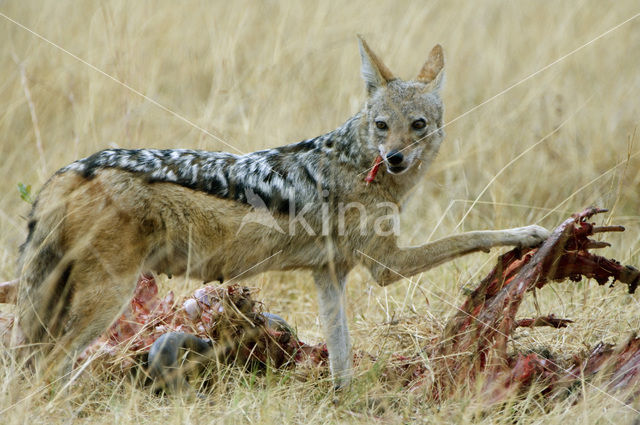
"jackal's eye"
412,118,426,130
375,120,388,130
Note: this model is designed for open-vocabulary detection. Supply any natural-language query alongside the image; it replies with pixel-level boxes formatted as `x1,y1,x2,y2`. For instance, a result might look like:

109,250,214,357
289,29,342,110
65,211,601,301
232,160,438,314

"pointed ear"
357,35,395,95
417,44,445,93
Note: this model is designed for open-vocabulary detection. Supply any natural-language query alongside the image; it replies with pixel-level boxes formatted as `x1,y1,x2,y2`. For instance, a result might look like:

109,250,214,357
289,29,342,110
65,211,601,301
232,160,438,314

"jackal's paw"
512,225,550,248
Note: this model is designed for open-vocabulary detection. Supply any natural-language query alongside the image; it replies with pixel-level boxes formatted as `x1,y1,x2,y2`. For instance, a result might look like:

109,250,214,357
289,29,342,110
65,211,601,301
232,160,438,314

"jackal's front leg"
365,225,549,286
313,266,351,389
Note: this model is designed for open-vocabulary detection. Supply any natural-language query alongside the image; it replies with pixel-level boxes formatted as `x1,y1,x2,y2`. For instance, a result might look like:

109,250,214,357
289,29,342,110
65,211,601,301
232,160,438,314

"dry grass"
1,0,640,423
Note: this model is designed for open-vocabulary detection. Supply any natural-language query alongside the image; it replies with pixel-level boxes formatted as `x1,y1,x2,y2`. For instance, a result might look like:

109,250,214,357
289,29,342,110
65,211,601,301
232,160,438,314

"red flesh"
365,155,383,184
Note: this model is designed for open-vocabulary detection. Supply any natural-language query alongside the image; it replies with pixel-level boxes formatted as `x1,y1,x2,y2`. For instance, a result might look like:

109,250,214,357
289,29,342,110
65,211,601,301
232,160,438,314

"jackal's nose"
386,150,404,165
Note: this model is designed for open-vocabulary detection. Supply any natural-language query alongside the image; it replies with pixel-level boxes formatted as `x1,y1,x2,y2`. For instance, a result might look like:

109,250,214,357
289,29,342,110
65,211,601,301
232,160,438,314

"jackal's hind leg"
40,258,141,382
313,266,351,389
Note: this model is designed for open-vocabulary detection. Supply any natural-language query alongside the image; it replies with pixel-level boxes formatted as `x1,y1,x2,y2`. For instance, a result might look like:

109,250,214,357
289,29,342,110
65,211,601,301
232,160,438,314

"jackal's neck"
326,112,378,168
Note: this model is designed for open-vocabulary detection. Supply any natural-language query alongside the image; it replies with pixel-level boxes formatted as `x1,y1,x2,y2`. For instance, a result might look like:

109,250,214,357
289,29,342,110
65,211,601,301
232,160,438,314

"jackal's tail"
16,181,74,356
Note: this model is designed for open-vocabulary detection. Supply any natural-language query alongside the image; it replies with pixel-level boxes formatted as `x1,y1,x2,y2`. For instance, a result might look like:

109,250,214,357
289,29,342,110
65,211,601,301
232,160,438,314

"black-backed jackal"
16,37,549,388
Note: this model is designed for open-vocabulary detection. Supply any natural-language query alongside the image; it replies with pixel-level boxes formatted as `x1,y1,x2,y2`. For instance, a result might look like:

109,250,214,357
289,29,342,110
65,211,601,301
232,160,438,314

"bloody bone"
432,206,640,400
440,207,638,359
75,277,328,380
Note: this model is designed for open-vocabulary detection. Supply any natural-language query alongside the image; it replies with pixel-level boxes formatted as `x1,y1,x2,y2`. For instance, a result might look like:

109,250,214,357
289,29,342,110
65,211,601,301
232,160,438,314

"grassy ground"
1,0,640,423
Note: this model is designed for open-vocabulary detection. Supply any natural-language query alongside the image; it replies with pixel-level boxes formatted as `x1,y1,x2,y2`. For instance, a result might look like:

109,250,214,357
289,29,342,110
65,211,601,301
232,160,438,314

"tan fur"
417,44,444,84
15,38,549,387
357,35,395,83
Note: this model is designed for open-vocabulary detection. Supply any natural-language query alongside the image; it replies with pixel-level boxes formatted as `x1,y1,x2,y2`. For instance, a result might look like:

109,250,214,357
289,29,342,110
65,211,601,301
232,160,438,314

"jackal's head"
358,36,445,176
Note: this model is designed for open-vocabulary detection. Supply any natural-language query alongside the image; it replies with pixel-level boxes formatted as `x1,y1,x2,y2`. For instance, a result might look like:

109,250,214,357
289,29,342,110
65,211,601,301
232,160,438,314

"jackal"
16,36,549,388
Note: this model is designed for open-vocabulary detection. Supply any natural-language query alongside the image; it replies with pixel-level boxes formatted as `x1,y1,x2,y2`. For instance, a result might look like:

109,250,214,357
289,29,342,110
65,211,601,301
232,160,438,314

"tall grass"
1,1,640,423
